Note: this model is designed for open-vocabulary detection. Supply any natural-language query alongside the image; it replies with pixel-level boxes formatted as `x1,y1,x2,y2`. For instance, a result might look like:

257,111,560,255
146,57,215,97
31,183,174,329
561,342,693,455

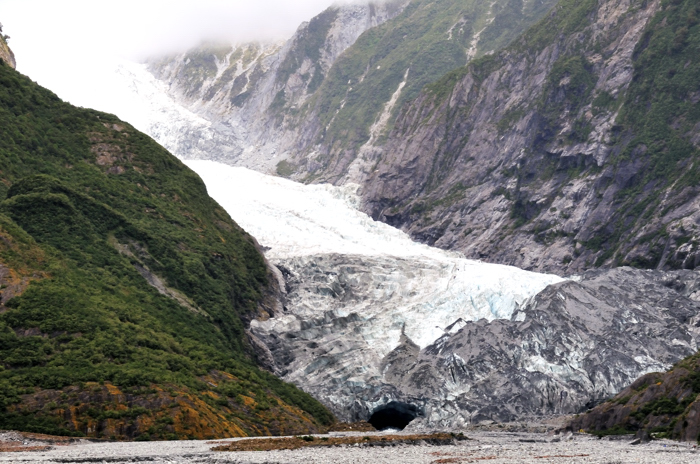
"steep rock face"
0,29,15,69
363,0,700,274
146,0,559,180
252,265,700,426
146,1,409,173
286,0,560,183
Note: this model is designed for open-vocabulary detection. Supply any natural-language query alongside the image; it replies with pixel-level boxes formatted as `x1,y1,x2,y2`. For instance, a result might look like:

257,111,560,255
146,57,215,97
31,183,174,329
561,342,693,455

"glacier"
183,160,571,423
186,160,565,354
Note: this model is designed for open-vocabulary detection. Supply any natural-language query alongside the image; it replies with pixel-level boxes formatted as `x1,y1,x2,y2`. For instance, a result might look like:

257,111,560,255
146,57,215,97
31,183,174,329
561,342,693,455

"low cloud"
0,0,387,104
0,0,345,60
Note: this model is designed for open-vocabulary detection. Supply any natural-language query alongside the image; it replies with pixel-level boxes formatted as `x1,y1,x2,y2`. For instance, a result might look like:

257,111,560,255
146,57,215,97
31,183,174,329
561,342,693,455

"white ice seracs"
186,160,565,350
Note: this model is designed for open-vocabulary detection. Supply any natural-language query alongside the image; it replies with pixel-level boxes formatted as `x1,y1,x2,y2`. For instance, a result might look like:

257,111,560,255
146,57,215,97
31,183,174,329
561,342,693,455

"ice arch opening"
368,401,420,431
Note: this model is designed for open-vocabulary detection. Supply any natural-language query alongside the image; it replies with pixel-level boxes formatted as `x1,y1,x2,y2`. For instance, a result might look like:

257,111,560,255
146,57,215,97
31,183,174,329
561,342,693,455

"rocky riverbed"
3,428,700,463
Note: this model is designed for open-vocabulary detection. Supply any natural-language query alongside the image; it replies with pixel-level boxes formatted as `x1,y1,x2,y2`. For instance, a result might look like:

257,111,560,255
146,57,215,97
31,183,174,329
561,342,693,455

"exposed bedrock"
251,265,700,427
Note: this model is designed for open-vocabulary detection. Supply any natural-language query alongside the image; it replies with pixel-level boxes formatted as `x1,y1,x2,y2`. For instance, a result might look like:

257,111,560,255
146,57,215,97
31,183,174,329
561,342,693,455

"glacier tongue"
185,160,565,351
177,119,700,432
184,160,573,424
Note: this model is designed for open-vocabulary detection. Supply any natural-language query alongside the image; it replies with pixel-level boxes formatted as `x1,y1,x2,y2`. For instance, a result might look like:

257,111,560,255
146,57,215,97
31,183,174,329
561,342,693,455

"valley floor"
2,429,700,463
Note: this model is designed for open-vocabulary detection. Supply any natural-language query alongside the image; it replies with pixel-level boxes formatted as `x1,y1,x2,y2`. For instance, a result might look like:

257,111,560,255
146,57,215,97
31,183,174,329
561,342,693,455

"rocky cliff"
362,0,700,274
146,1,409,173
146,0,560,181
0,27,15,69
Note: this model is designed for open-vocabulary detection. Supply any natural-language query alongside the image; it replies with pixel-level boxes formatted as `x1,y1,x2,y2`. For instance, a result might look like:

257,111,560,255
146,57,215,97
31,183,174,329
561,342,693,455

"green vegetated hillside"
0,58,333,439
297,0,559,177
363,0,700,274
568,352,700,441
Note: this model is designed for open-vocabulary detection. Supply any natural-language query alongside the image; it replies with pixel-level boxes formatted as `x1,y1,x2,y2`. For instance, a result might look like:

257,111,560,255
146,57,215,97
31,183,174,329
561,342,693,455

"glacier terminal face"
186,161,700,428
185,160,577,422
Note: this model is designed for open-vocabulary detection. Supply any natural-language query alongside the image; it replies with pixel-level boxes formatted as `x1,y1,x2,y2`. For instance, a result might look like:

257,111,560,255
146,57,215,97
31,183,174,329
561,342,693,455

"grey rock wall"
361,0,700,275
146,1,409,173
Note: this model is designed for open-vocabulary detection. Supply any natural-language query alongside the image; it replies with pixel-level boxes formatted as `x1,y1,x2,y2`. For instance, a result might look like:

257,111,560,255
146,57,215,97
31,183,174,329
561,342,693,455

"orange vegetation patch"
240,395,256,408
212,432,468,452
8,370,329,441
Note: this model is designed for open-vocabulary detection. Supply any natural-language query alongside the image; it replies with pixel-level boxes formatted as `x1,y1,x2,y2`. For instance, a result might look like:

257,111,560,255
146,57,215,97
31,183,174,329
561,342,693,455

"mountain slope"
146,1,408,172
291,0,560,183
0,56,332,439
146,0,559,181
362,0,700,274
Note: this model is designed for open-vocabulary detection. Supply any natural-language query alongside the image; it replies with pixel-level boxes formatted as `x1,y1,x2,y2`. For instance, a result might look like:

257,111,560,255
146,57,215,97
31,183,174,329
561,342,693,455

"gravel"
2,431,700,463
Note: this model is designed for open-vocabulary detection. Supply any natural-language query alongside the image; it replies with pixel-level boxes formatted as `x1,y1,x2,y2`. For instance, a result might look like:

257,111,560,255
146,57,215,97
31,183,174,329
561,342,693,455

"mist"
0,0,362,106
0,0,352,60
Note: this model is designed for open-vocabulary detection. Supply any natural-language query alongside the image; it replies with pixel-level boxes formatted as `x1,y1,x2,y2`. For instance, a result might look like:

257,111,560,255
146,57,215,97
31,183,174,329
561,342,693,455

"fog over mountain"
1,0,343,55
0,0,348,102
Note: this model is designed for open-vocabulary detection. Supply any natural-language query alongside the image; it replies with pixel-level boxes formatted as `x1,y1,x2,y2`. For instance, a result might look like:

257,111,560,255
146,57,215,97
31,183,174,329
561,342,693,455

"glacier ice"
186,160,565,352
184,160,572,422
